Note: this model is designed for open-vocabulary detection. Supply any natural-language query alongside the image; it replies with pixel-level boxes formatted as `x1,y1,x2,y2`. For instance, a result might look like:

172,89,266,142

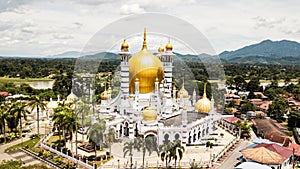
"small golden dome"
158,46,164,52
177,80,189,98
143,104,158,121
129,94,134,99
165,38,173,51
129,28,164,93
121,39,129,51
195,83,211,113
101,90,108,100
67,92,77,102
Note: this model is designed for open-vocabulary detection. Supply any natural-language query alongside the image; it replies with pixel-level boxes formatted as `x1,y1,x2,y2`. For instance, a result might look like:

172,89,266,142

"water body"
28,81,54,89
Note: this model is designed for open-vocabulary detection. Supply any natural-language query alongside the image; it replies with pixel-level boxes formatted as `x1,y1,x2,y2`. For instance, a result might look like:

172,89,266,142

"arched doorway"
124,122,129,136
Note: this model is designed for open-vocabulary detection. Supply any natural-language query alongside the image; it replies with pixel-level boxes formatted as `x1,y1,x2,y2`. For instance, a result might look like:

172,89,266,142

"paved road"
216,140,252,169
0,136,30,162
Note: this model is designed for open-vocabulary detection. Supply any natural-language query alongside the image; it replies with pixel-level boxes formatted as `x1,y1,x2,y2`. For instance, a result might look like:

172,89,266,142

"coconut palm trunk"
36,106,39,136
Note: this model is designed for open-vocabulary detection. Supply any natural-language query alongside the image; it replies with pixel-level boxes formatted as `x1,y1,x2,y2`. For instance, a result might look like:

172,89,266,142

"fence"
40,133,94,169
19,148,60,169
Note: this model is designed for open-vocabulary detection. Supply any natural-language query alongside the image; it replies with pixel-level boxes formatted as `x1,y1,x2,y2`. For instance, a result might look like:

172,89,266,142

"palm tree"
53,102,70,149
159,142,173,168
87,119,106,156
0,103,8,143
159,140,185,168
28,96,46,136
123,140,135,169
105,128,115,156
9,102,29,140
171,140,185,169
62,109,77,157
134,136,157,169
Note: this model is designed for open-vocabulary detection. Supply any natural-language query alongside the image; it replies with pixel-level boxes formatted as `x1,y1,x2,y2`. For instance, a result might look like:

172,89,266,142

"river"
27,81,54,89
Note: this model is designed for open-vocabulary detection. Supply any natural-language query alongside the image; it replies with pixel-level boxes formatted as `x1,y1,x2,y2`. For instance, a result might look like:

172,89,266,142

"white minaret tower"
192,88,196,105
161,38,174,99
172,86,177,100
135,78,139,97
119,39,131,99
155,77,159,94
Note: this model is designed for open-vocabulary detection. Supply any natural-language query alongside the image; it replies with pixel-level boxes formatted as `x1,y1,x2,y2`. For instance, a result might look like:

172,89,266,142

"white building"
97,29,221,146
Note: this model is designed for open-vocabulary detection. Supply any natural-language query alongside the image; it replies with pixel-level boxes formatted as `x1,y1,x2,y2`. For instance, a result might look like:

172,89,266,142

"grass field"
5,137,40,152
0,77,52,83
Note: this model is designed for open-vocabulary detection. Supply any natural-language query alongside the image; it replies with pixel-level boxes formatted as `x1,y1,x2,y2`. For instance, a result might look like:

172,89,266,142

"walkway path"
216,139,252,169
0,136,30,162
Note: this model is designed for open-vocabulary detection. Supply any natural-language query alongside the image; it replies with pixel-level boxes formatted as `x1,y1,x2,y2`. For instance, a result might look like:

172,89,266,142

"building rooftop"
161,111,208,126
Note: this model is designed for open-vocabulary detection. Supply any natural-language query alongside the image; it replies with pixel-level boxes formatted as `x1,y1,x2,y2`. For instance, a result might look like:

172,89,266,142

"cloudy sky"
0,0,300,56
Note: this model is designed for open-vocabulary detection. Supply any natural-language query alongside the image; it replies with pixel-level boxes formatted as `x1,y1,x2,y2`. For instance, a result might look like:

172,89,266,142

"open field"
0,77,52,83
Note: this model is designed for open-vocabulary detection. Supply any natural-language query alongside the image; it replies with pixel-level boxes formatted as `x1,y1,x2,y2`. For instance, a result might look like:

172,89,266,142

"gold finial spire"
203,83,207,98
142,28,147,50
165,37,173,51
182,78,185,88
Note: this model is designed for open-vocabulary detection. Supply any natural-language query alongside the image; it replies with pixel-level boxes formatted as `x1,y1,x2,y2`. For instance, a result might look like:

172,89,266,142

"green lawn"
5,137,40,152
46,135,59,145
0,77,52,83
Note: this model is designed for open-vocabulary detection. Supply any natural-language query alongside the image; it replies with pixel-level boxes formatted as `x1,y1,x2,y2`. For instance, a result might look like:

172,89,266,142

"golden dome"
67,92,77,102
195,83,211,113
101,90,108,100
121,39,129,51
177,80,189,98
129,28,164,93
129,94,134,99
158,46,164,52
165,38,173,51
143,104,158,121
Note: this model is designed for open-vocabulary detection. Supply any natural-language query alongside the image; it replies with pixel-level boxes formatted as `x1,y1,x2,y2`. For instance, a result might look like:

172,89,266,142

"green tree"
8,102,29,139
288,111,300,128
159,140,185,168
53,101,72,148
246,77,260,93
28,96,46,136
105,128,115,157
233,75,247,92
62,109,77,156
134,136,157,169
88,119,106,157
170,140,185,169
268,97,289,122
0,103,8,143
123,140,135,169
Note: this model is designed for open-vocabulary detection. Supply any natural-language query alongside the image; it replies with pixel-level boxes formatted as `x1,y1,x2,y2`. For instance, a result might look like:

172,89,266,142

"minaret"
119,39,131,99
161,38,174,99
172,86,177,100
209,95,214,114
181,106,188,146
135,78,139,96
192,88,196,105
155,77,159,94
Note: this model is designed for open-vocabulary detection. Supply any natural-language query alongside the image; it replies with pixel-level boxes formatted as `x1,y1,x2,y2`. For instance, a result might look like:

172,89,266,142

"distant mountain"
47,51,80,58
219,40,300,64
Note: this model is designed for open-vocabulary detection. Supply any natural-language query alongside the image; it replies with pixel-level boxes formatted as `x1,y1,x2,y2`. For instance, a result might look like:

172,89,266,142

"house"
0,91,9,97
252,119,292,146
242,146,292,169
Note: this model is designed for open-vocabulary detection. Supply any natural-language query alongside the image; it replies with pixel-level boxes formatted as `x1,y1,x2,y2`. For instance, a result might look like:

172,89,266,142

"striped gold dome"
129,28,164,93
195,83,211,113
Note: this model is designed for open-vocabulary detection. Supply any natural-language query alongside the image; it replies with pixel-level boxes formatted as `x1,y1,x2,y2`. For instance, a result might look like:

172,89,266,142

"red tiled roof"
254,92,265,97
288,143,300,156
254,143,293,159
260,102,271,110
223,116,241,123
0,92,8,97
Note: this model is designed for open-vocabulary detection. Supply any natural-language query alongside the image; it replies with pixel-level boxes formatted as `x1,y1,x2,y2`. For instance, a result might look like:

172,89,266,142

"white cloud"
0,0,300,56
120,4,145,15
